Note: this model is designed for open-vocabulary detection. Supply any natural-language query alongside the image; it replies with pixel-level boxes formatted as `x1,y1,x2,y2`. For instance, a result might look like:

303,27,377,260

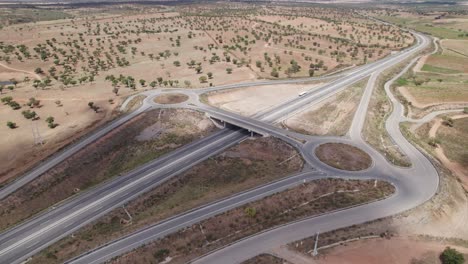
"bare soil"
153,93,189,104
399,123,468,240
315,237,468,264
33,137,303,263
290,218,396,256
0,83,122,185
315,143,372,171
108,179,394,264
283,79,365,136
435,116,468,189
0,4,412,185
0,109,216,232
205,82,322,116
291,212,468,263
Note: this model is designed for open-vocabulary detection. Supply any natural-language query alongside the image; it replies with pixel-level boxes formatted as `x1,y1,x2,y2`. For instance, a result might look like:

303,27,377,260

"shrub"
153,249,170,262
442,117,454,127
6,121,16,129
428,138,440,147
22,110,37,120
440,247,464,264
1,96,13,104
9,101,21,110
244,207,257,218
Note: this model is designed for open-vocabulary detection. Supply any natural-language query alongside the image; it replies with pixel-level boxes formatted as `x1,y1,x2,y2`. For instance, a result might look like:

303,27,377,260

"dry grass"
0,109,216,232
423,54,468,74
0,3,413,184
242,254,289,264
436,117,468,168
315,143,372,171
108,179,394,264
290,218,395,254
400,74,468,107
283,79,367,136
153,93,189,104
32,137,303,263
363,67,412,167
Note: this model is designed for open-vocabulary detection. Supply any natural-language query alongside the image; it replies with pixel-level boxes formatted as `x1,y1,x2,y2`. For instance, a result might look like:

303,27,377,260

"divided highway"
0,29,434,264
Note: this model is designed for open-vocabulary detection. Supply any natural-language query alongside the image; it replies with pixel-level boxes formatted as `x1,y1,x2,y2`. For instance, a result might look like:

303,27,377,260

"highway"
63,32,434,263
0,28,436,264
193,50,438,264
0,105,150,201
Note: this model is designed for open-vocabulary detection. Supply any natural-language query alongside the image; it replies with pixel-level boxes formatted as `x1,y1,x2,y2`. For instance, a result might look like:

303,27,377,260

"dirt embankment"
432,115,468,189
315,237,468,264
154,93,189,104
242,254,290,264
0,109,216,232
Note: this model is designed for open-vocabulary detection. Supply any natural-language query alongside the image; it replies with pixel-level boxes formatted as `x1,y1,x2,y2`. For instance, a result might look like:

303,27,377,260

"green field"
437,117,468,166
421,64,461,74
0,8,73,26
377,15,468,40
421,52,468,74
404,73,468,104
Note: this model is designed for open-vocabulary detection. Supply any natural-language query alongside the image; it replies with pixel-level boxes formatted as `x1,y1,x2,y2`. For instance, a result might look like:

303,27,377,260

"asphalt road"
64,32,433,264
193,34,438,264
0,29,435,264
0,105,150,201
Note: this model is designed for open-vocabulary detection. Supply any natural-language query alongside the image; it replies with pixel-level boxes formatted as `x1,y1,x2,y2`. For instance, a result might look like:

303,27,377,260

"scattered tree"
8,101,21,110
440,247,464,264
88,102,99,113
22,110,38,120
199,76,207,83
27,97,40,108
6,121,17,129
442,117,454,127
1,96,13,104
46,116,58,128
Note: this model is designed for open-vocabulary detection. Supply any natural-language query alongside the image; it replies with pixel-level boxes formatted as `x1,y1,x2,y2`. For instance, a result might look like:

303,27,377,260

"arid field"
1,2,468,264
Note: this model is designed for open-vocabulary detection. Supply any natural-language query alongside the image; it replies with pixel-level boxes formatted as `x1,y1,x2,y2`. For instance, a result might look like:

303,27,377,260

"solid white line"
0,131,243,257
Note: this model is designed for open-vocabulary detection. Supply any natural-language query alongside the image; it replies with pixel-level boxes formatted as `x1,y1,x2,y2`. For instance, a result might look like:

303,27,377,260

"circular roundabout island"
153,93,189,104
315,143,372,171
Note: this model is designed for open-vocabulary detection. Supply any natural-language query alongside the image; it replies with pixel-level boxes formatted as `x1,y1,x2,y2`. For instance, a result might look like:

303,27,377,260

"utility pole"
313,232,319,256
